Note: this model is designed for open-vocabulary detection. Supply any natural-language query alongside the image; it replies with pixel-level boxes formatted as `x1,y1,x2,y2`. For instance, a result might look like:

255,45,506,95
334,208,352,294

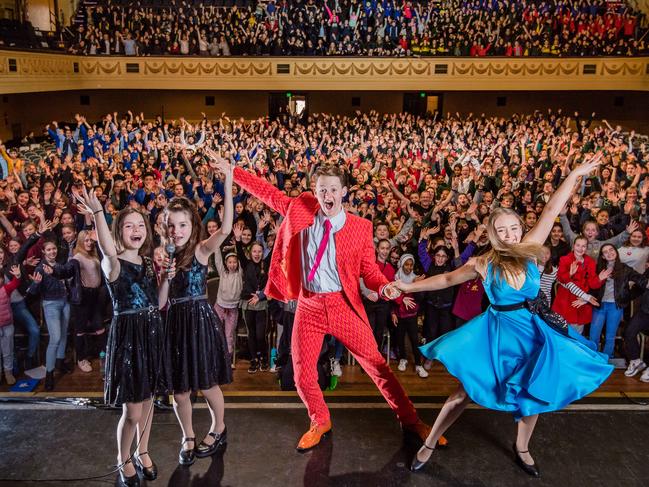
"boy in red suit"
232,163,439,451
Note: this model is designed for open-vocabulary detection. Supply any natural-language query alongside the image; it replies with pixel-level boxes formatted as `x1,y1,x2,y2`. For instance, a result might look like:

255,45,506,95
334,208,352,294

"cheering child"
164,149,233,466
75,187,171,487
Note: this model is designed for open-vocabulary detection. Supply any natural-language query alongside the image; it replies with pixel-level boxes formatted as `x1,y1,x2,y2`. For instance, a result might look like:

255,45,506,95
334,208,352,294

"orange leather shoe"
402,420,449,447
296,420,332,452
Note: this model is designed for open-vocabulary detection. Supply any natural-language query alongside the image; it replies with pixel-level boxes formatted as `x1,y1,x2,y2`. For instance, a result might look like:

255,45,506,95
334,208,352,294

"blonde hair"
73,230,99,260
480,207,544,283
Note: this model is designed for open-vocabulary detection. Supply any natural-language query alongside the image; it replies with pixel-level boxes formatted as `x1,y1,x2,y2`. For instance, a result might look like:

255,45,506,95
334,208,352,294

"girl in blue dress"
395,153,614,477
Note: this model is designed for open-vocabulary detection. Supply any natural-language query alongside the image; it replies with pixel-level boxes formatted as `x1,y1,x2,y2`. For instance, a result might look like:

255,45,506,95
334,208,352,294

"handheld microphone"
165,243,176,280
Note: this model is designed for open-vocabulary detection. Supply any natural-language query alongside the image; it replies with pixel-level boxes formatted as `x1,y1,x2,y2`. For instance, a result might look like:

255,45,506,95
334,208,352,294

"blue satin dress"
420,260,614,420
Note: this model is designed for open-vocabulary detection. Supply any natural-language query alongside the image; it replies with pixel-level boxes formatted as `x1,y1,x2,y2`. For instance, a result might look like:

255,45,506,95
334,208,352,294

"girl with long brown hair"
163,150,233,466
590,244,647,358
74,187,172,487
396,153,614,477
240,240,270,373
619,226,649,274
27,240,71,393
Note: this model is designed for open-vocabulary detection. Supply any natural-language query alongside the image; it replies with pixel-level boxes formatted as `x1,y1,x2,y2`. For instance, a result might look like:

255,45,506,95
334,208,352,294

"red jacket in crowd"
470,43,491,57
0,278,20,326
552,252,604,325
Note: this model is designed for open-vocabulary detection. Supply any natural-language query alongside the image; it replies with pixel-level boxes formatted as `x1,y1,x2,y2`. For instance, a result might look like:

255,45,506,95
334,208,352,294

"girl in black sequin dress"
164,150,234,465
75,187,174,487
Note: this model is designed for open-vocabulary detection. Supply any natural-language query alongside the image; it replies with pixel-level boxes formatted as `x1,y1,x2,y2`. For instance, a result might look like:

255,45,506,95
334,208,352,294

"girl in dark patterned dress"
164,150,233,465
75,187,173,487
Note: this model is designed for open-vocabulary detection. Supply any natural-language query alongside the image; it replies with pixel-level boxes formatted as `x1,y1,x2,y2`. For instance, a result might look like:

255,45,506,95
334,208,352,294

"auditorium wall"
0,0,16,19
26,0,55,31
1,89,647,141
443,92,649,130
22,0,76,29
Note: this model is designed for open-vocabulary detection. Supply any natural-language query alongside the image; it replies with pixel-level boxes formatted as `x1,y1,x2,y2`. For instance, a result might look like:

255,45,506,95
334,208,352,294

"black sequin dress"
104,257,168,405
167,256,232,393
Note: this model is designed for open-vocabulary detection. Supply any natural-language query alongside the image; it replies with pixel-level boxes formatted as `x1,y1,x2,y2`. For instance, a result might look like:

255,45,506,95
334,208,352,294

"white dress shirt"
301,210,346,293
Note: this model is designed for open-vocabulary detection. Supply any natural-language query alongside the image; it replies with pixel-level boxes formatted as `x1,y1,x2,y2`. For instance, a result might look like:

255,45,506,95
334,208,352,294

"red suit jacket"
233,167,389,322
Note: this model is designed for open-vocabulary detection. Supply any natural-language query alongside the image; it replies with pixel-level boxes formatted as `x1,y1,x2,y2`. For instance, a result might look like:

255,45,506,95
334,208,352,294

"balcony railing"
1,50,648,93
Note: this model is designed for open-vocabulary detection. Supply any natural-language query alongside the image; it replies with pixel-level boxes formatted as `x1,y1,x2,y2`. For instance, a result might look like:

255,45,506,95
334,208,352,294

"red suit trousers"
292,290,419,426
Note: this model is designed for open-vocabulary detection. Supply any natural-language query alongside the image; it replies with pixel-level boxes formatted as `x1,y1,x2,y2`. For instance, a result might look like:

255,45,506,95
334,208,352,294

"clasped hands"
382,281,416,310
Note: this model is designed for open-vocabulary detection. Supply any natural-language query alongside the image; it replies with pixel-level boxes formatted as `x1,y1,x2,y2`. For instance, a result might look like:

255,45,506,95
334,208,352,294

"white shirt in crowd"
180,38,189,54
198,37,208,53
619,246,649,274
122,38,137,56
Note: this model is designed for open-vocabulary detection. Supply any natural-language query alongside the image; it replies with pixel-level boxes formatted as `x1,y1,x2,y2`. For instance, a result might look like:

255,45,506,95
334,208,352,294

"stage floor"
2,359,648,486
1,360,649,400
0,403,648,487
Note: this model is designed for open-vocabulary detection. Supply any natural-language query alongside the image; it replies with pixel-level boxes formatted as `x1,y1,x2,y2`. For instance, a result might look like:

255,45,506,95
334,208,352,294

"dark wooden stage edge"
1,362,648,400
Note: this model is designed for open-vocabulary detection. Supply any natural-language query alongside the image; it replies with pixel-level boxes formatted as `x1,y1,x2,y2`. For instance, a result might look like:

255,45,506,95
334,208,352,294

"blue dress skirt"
420,260,614,420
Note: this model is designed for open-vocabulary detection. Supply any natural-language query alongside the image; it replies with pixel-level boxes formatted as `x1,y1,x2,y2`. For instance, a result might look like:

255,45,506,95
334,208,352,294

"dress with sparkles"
166,256,232,393
420,260,614,420
104,257,168,405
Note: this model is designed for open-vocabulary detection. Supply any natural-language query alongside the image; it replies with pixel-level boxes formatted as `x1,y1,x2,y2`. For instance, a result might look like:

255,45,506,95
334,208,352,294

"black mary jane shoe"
179,437,196,466
513,443,540,478
118,459,140,487
135,451,158,480
410,443,435,472
195,427,228,458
